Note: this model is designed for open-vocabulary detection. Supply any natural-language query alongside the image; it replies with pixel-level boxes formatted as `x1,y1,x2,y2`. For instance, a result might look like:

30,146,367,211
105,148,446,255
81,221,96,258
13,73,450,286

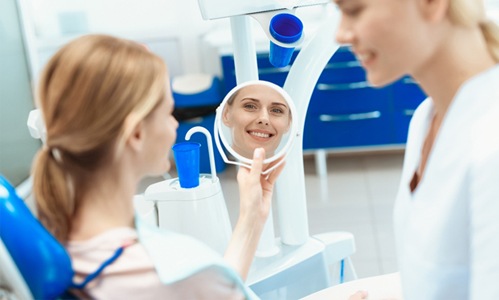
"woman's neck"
69,164,139,241
413,25,496,120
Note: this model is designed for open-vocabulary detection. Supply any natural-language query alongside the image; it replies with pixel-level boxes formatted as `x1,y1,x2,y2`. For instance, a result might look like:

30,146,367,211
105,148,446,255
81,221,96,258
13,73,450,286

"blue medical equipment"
0,175,131,299
0,175,73,299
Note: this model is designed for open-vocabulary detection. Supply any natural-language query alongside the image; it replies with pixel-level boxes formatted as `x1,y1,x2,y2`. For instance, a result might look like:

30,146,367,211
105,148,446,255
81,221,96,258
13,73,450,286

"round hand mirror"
214,80,298,174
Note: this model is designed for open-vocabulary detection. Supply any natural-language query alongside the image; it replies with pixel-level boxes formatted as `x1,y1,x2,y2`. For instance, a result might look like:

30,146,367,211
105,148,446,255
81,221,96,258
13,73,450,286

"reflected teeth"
250,131,270,138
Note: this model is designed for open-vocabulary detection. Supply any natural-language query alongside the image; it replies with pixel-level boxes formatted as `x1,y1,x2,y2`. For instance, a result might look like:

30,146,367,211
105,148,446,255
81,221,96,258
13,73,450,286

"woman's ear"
127,120,146,153
417,0,449,22
222,106,232,127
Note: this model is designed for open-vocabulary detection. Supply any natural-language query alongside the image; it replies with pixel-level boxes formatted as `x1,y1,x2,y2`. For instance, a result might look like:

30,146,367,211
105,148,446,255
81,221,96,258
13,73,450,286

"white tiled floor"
193,151,403,279
144,150,405,279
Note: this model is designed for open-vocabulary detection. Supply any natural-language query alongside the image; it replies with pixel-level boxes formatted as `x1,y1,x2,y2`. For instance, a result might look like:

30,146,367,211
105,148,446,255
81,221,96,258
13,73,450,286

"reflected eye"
270,107,285,114
243,103,257,110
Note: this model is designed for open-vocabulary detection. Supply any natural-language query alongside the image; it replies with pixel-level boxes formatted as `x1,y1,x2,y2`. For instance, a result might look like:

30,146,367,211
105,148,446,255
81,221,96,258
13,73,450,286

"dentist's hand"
224,148,285,280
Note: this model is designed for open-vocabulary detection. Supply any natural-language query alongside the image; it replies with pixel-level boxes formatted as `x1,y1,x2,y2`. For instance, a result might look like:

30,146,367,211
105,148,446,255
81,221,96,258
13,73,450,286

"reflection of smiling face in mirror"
222,84,291,159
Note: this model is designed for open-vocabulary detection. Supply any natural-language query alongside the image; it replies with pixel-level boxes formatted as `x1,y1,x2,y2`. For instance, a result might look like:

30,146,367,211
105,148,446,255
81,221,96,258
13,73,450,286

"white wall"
0,0,40,185
22,0,232,81
20,0,334,82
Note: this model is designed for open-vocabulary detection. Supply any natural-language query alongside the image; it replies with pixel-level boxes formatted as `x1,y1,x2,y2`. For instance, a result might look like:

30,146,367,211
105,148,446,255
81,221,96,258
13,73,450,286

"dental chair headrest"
0,175,74,299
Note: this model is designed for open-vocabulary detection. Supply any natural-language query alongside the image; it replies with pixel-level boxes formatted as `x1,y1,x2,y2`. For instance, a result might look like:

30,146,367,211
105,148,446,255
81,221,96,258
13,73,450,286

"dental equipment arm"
277,14,340,245
230,15,280,257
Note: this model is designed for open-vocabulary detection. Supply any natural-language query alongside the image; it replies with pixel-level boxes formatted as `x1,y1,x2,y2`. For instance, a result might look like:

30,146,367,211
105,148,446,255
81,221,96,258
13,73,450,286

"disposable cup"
172,142,201,188
269,13,303,68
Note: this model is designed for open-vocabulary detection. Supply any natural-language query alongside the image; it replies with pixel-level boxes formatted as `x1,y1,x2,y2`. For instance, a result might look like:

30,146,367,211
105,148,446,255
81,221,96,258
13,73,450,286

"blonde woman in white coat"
333,0,499,299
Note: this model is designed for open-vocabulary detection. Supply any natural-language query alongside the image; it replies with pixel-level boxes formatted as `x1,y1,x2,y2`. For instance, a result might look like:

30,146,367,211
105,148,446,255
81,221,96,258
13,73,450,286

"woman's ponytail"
480,19,499,62
448,0,499,63
32,147,74,242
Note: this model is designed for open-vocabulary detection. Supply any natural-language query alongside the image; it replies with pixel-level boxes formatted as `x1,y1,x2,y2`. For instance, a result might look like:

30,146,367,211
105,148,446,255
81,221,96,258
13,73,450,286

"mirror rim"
214,80,298,169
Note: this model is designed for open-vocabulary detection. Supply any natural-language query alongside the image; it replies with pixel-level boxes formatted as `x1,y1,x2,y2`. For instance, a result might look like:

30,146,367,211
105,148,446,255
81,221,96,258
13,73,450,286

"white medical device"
192,0,358,298
144,127,232,256
197,0,329,20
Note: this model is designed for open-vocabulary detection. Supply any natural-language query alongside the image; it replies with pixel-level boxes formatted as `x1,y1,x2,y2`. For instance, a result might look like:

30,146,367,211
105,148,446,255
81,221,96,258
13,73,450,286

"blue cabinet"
220,46,427,151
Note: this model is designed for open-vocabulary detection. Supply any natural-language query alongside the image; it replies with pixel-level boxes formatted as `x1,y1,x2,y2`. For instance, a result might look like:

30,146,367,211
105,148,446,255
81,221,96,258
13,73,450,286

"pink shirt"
67,228,244,299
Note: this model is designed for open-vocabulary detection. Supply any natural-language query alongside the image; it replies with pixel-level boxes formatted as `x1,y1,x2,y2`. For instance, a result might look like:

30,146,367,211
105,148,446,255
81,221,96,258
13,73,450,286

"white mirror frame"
214,80,298,174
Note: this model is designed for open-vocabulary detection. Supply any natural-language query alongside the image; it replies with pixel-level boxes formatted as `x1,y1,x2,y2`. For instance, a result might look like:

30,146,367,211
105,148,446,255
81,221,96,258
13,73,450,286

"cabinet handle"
258,66,291,74
317,81,371,91
323,61,362,69
402,77,418,84
403,109,415,116
257,60,361,75
319,111,381,122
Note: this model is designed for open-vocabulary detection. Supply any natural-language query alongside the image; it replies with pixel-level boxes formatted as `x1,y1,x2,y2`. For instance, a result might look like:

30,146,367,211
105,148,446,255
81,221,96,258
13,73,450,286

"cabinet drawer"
329,46,357,63
318,64,366,84
393,76,427,111
393,112,413,144
303,111,394,149
221,52,299,92
307,86,392,115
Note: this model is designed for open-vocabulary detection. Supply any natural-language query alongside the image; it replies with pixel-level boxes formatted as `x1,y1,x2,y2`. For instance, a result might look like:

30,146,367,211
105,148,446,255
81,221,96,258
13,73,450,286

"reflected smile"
248,130,274,139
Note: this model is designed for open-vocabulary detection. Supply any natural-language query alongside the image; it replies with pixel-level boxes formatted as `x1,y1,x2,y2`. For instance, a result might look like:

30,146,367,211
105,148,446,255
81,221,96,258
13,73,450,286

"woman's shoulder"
67,227,154,273
67,227,138,251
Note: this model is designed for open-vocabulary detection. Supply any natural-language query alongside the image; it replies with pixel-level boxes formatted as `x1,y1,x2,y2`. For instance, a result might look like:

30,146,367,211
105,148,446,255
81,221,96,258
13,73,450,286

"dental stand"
198,2,358,297
230,15,280,258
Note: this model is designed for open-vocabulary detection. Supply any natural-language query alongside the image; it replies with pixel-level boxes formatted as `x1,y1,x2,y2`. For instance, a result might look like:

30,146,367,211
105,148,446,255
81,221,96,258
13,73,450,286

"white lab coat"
394,65,499,299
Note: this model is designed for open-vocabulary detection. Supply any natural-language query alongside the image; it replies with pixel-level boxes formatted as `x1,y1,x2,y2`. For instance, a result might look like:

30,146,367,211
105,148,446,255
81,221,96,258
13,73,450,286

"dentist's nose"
336,18,354,45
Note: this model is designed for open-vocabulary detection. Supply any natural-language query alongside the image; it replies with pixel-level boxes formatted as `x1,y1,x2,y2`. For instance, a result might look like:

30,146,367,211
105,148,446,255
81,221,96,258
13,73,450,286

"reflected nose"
257,119,269,126
257,110,270,126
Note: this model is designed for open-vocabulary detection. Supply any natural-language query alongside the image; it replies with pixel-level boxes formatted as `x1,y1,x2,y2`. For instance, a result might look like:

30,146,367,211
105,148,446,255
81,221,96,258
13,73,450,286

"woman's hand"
236,148,284,227
223,148,285,280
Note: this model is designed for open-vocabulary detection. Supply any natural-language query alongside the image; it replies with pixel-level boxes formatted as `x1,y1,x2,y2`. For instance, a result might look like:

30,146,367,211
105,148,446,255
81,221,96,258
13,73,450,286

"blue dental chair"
0,175,74,299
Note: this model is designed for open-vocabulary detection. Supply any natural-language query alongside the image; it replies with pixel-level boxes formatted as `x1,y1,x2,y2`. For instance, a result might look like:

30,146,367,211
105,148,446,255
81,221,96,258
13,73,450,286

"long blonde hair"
449,0,499,62
33,34,167,242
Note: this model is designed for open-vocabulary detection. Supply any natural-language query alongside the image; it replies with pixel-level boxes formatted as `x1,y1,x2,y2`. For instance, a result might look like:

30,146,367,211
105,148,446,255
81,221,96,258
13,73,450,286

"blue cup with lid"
269,13,303,68
172,142,201,188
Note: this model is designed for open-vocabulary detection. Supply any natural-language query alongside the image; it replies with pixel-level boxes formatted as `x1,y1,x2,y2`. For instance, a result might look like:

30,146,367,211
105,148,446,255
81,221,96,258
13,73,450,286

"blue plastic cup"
269,13,303,68
172,142,201,188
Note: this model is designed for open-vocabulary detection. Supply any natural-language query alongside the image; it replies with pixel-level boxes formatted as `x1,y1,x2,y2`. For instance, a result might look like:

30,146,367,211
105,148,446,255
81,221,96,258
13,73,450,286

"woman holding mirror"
31,34,285,299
